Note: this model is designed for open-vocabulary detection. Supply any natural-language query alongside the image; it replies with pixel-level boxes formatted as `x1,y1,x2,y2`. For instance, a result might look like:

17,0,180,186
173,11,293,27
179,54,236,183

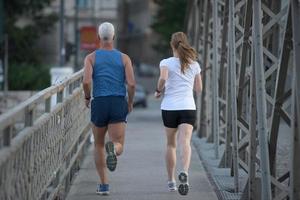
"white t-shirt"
160,57,201,110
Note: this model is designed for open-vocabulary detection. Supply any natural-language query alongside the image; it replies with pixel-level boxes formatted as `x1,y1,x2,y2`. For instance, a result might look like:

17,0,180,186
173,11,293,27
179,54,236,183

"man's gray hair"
98,22,115,42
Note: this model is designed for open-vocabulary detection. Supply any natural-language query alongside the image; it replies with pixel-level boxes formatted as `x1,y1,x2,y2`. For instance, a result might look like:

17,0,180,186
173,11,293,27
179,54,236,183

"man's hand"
128,102,133,113
85,99,90,108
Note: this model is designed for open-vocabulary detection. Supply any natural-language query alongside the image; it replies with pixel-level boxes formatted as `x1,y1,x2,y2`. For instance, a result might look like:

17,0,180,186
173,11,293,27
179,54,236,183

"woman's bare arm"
154,67,168,98
193,74,202,94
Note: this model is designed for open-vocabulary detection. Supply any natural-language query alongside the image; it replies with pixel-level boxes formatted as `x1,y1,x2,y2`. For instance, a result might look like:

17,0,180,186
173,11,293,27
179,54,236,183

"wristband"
85,96,91,100
155,88,161,93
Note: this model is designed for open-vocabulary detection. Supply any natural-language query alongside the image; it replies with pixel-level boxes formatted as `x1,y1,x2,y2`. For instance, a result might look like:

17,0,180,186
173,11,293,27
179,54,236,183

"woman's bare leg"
165,127,178,181
178,123,193,172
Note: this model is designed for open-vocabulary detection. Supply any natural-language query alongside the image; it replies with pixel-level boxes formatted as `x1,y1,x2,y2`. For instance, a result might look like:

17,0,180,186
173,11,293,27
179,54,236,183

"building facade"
37,0,119,69
38,0,160,70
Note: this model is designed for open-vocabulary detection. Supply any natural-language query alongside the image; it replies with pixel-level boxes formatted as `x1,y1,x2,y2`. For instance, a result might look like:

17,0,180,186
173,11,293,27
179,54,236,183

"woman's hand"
154,91,162,98
154,67,167,99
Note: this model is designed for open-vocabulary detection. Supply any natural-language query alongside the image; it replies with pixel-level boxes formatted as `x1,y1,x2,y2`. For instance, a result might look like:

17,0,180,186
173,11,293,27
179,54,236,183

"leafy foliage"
2,0,58,90
151,0,187,56
8,63,50,90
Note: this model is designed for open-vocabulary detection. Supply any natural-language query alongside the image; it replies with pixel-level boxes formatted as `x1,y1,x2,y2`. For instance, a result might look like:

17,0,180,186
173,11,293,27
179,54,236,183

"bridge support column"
290,0,300,199
252,0,272,199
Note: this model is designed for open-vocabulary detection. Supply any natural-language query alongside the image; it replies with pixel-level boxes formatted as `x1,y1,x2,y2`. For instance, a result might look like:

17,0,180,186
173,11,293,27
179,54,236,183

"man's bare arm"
83,53,94,106
123,53,136,112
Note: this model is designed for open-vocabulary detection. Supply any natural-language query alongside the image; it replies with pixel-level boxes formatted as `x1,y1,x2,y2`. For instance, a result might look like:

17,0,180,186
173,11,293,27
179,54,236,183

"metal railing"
187,0,300,199
0,69,91,200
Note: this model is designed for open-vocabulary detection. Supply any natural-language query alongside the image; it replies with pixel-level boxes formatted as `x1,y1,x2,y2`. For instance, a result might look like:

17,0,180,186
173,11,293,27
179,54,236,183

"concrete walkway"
66,99,218,200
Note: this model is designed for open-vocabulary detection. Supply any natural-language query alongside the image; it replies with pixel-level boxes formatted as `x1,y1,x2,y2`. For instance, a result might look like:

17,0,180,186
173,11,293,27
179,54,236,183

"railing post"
45,98,51,112
57,90,64,103
68,82,74,95
25,108,35,127
3,125,12,146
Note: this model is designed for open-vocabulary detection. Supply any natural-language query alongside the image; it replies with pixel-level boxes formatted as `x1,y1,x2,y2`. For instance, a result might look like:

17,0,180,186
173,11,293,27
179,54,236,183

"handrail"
0,69,84,147
0,68,91,200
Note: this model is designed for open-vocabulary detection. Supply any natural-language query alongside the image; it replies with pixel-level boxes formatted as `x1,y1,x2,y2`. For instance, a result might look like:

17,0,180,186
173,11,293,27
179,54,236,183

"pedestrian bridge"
1,0,300,199
0,70,218,200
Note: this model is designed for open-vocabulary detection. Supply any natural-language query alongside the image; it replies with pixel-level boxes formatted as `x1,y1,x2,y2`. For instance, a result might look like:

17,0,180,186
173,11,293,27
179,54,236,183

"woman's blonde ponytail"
171,32,197,74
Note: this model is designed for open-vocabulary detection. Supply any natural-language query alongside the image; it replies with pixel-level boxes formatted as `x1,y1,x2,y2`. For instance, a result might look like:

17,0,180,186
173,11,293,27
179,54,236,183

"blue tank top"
92,49,126,97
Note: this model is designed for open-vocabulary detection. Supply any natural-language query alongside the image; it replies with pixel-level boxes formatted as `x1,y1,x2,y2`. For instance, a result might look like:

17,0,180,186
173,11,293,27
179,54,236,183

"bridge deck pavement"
66,99,218,200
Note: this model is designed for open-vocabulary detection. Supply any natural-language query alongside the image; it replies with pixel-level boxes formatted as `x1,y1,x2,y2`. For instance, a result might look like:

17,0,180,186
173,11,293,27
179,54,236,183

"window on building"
78,0,92,9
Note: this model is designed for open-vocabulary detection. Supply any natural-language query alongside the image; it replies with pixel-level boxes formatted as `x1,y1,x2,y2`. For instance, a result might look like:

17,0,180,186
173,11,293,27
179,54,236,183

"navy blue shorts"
91,96,128,127
162,110,196,128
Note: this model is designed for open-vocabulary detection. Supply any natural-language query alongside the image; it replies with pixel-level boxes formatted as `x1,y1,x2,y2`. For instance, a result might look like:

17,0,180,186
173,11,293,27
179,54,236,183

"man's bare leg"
92,125,108,184
108,122,126,156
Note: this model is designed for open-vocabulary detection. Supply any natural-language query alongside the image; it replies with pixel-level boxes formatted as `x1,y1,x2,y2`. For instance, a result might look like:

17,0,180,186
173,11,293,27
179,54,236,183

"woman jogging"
83,22,136,195
154,32,202,195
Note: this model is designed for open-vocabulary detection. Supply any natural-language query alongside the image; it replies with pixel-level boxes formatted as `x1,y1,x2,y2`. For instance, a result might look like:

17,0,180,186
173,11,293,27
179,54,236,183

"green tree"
151,0,187,56
2,0,58,90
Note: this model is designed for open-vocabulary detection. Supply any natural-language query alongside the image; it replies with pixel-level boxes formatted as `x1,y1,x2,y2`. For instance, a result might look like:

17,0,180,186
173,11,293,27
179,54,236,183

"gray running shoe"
178,172,189,195
105,141,117,171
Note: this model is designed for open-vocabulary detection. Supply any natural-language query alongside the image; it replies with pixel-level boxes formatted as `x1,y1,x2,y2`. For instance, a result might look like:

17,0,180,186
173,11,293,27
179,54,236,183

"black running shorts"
161,110,196,128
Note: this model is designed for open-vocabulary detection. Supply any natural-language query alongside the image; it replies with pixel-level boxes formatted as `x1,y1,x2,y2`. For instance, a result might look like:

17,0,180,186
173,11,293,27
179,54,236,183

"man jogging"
83,22,135,195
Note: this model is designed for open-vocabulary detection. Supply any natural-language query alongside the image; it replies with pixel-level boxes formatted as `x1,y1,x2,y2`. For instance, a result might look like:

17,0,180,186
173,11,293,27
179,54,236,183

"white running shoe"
167,181,177,192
